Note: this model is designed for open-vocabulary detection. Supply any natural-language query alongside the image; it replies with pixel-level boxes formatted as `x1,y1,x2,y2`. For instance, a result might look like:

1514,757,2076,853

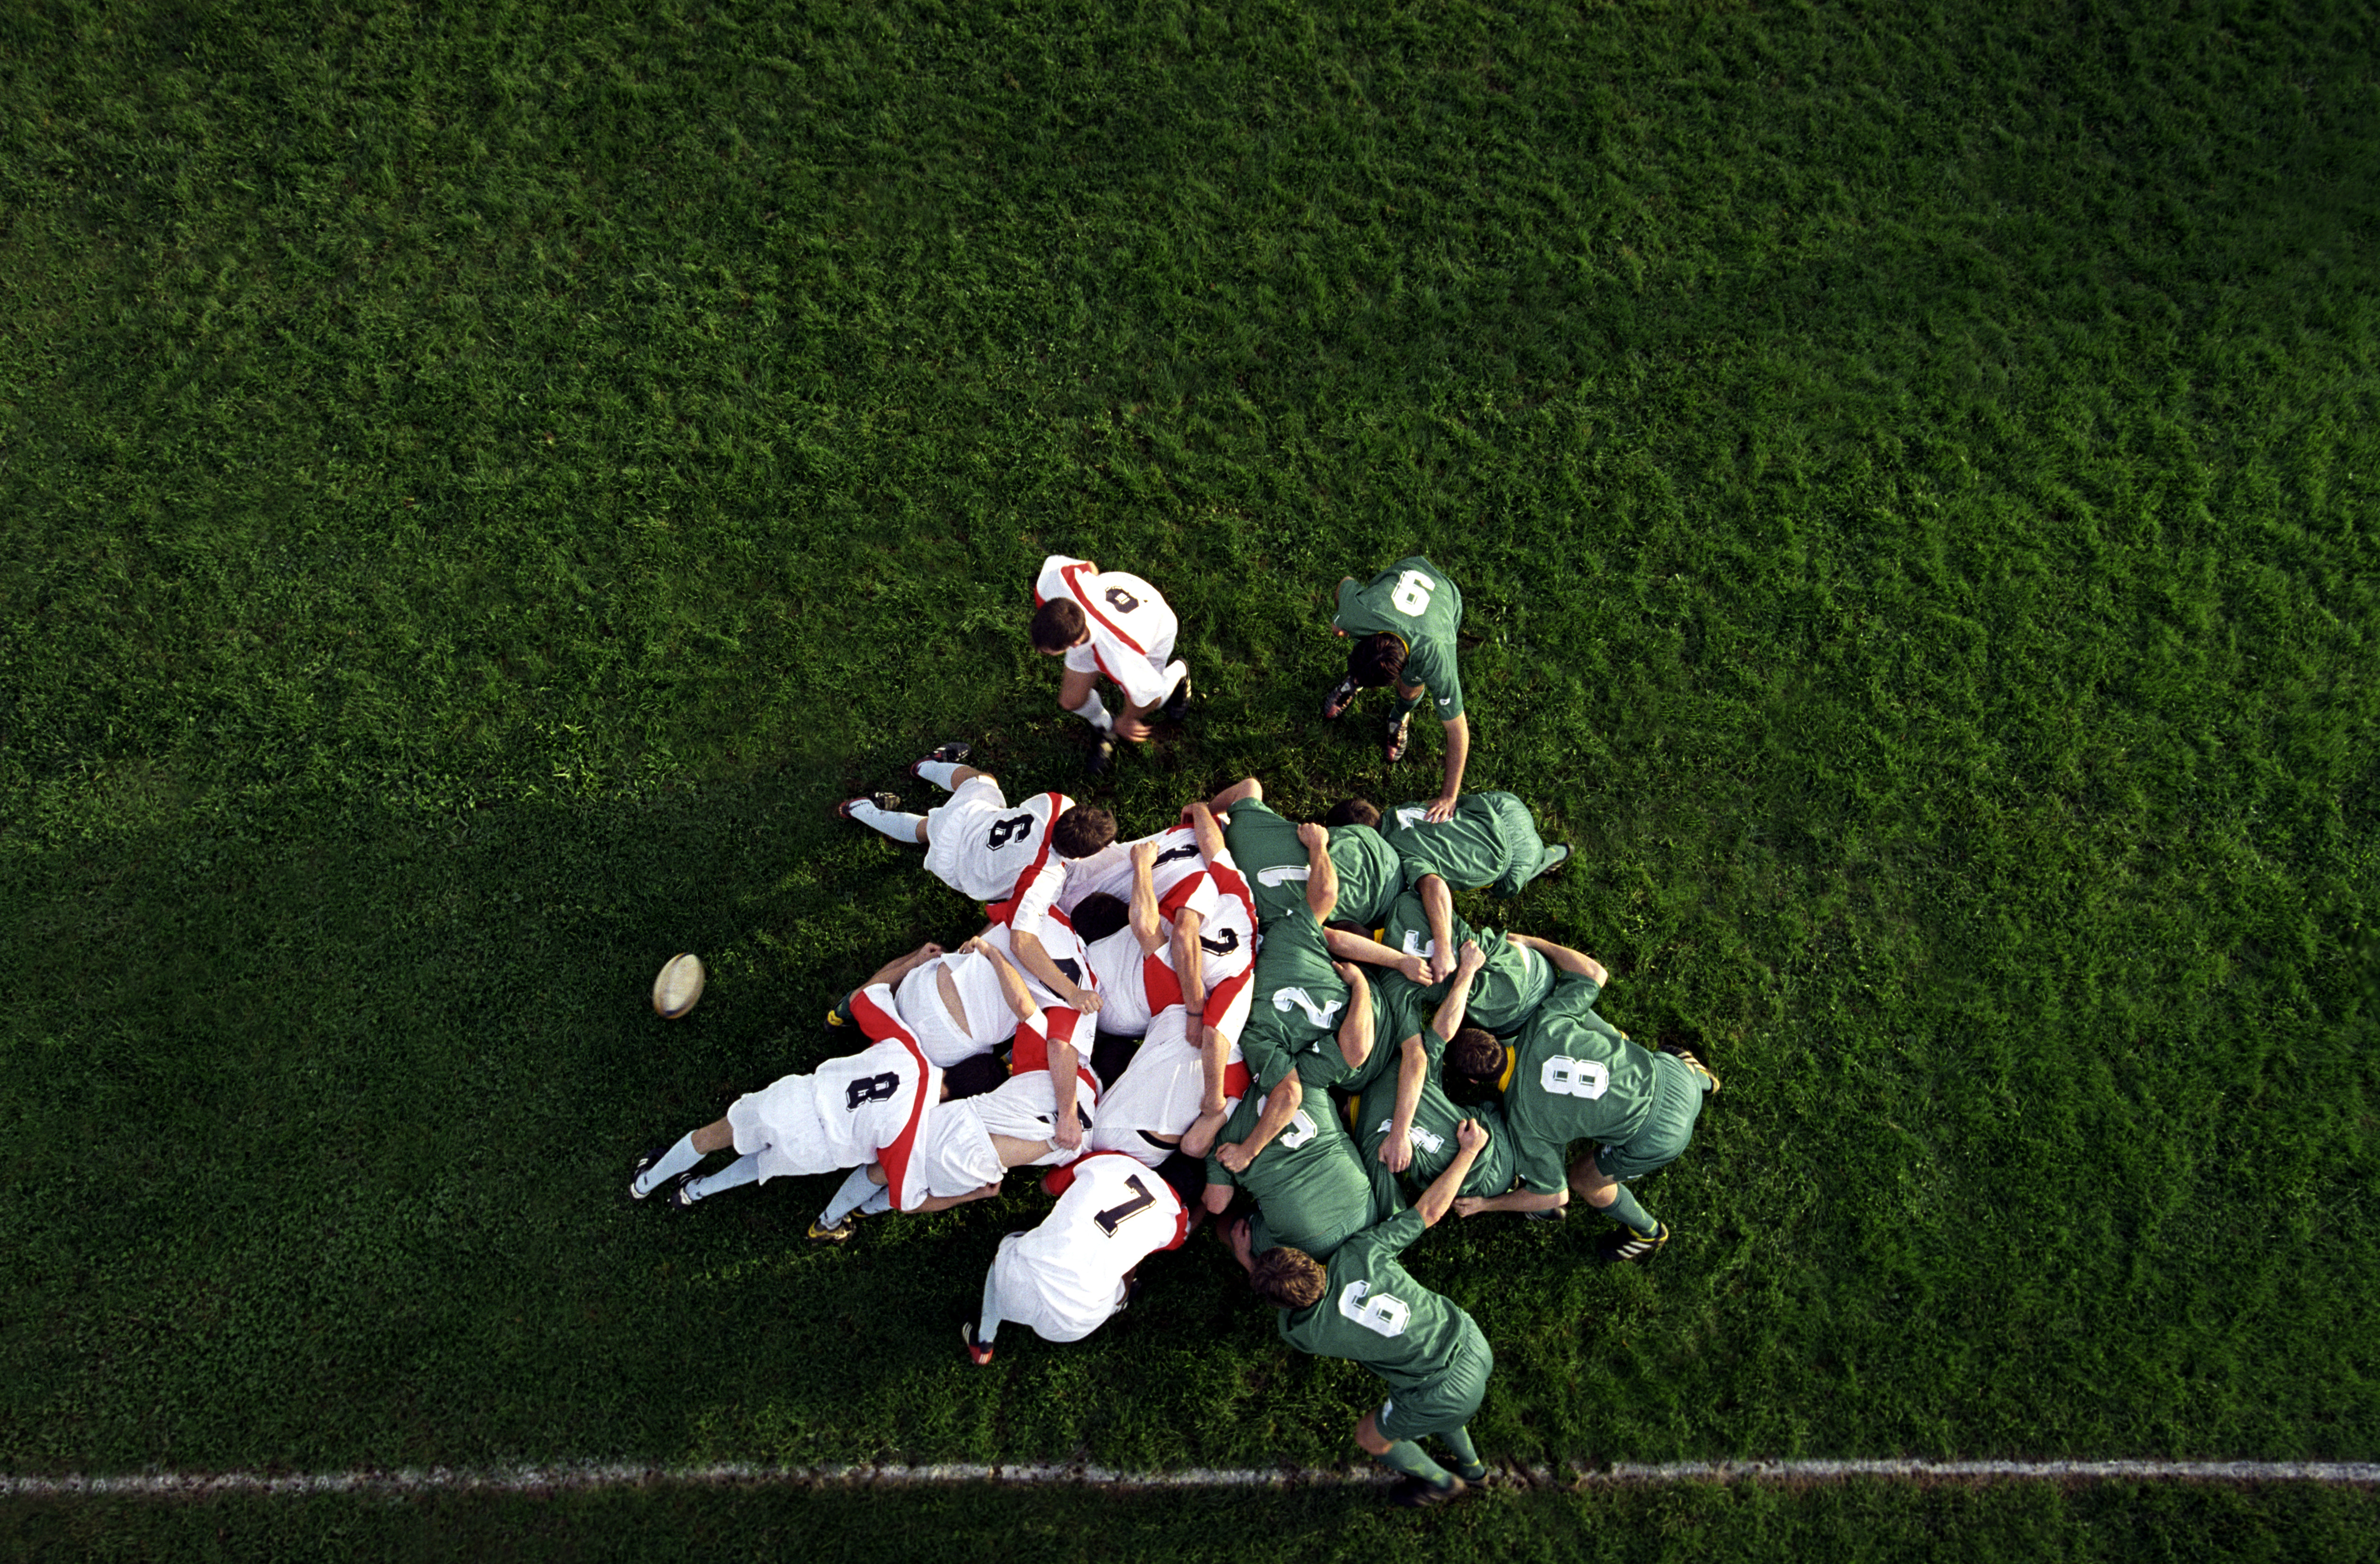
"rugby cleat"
1661,1042,1721,1096
665,1171,704,1210
1383,712,1412,764
1536,844,1572,878
628,1145,670,1201
911,742,971,776
836,790,902,819
1391,1474,1469,1507
1161,670,1193,723
1320,673,1363,720
807,1214,856,1244
961,1321,995,1366
1086,732,1117,777
1596,1220,1668,1264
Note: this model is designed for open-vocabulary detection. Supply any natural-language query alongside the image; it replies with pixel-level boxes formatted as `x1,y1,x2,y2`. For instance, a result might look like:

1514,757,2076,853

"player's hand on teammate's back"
1397,953,1431,984
1332,958,1366,987
1424,793,1459,824
1053,1114,1084,1151
1456,939,1485,978
1217,1140,1253,1174
1131,838,1159,870
1297,821,1329,852
1456,1118,1487,1154
1071,987,1103,1017
1378,1132,1412,1174
1451,1196,1485,1220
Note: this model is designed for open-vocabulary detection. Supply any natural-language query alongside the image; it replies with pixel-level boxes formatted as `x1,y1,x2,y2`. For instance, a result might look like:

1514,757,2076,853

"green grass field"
3,0,2377,1554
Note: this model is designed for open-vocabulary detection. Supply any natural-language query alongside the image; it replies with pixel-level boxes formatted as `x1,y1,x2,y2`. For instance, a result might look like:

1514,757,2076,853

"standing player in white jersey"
838,742,1115,1013
1030,555,1191,775
962,1151,1203,1362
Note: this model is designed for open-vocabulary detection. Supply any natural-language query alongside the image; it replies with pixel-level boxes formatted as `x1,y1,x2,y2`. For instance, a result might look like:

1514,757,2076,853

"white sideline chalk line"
4,1458,2378,1499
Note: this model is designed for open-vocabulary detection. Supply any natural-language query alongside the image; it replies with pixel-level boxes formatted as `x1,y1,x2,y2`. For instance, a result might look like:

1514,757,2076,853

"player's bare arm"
1383,941,1484,1171
1334,959,1374,1072
1011,925,1102,1016
969,937,1043,1027
1216,1075,1304,1173
912,1181,1003,1214
1172,906,1208,1013
1298,821,1339,923
1509,932,1609,987
1320,924,1431,986
1452,1185,1567,1219
1417,875,1456,982
1046,1033,1086,1150
1426,712,1470,823
1184,798,1228,860
1415,1119,1488,1228
1128,840,1166,954
862,942,945,993
1183,1024,1231,1158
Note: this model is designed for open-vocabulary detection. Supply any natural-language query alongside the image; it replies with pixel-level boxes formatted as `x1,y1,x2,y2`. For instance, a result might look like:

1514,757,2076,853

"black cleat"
911,742,972,776
961,1321,995,1366
1391,1474,1469,1507
628,1145,670,1201
1383,713,1412,764
1161,671,1193,723
1596,1221,1668,1264
1086,733,1117,777
836,791,902,819
1321,673,1363,721
665,1170,705,1210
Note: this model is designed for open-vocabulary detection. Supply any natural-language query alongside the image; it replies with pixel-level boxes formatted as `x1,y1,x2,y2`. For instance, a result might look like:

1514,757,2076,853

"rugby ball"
652,953,706,1019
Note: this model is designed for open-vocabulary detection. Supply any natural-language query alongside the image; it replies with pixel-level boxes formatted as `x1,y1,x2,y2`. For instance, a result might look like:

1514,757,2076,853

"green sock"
1375,1439,1456,1490
1600,1184,1659,1237
1439,1425,1486,1481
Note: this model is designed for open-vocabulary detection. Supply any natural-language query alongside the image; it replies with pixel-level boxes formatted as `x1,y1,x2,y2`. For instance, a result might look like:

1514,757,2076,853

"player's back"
807,1038,934,1165
1276,1209,1474,1394
1503,980,1660,1150
1016,1152,1189,1321
928,786,1074,904
1209,1087,1385,1260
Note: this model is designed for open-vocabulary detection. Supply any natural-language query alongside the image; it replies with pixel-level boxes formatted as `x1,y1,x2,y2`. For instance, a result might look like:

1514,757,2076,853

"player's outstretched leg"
963,1257,1005,1365
1356,1408,1466,1506
840,790,928,843
675,1153,760,1207
1436,1424,1490,1485
1571,1150,1667,1263
630,1117,734,1200
910,743,979,792
810,1164,878,1242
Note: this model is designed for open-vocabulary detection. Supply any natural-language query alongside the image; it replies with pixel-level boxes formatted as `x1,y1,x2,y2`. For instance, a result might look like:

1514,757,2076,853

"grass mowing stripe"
8,1459,2380,1500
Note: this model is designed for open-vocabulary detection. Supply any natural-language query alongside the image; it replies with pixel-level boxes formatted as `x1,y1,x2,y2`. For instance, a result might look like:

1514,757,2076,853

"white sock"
859,1185,896,1216
977,1267,1005,1346
850,800,927,842
915,761,962,790
685,1153,761,1202
822,1165,878,1226
1070,693,1114,733
634,1132,705,1196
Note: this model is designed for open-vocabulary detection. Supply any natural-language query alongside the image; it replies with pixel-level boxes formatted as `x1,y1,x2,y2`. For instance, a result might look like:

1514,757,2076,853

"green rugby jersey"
1377,893,1553,1035
1239,905,1353,1091
1222,798,1309,922
1352,1078,1519,1200
1377,791,1532,891
1323,823,1408,927
1500,974,1660,1195
1275,1207,1475,1397
1333,970,1434,1098
1206,1083,1394,1259
1331,557,1466,720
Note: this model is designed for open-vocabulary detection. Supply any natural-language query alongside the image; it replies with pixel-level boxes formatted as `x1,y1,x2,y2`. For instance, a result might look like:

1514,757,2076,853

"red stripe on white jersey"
847,987,941,1211
1063,562,1149,656
989,791,1076,914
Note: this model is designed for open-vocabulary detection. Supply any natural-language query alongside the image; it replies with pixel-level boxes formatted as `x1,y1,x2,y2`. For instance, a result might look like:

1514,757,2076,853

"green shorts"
1377,1316,1493,1441
1483,793,1556,896
1594,1049,1707,1182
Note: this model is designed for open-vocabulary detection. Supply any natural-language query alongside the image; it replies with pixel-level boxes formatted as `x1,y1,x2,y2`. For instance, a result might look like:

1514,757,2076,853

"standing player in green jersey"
1203,1075,1401,1260
1320,557,1469,815
1206,778,1418,935
1229,1118,1497,1505
1455,968,1720,1262
1329,791,1569,898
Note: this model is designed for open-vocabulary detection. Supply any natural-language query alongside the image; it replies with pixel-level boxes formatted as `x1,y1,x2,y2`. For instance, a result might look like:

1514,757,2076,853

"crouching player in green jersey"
1451,964,1720,1261
1227,1119,1497,1506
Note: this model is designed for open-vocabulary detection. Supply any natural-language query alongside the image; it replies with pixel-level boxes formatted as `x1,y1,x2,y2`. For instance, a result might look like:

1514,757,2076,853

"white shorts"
1087,1009,1244,1168
985,1230,1120,1344
895,950,1010,1067
725,1079,841,1184
966,1070,1093,1166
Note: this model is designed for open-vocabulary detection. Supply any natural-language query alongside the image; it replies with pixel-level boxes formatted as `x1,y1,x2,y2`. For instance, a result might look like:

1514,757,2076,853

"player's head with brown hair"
1249,1245,1328,1310
1347,631,1407,688
1449,1027,1506,1086
1031,598,1088,653
1051,804,1116,859
1324,798,1380,830
1070,892,1130,944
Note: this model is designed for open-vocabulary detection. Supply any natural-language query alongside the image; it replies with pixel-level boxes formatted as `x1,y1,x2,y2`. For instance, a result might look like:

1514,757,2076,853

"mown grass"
1,0,2375,1546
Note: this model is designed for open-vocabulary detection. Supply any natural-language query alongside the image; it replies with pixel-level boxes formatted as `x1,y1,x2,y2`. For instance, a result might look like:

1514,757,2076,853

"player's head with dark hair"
1449,1027,1506,1087
1250,1246,1328,1310
1070,892,1130,945
1051,805,1117,859
1347,631,1407,688
941,1052,1006,1102
1325,798,1380,830
1031,598,1088,653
